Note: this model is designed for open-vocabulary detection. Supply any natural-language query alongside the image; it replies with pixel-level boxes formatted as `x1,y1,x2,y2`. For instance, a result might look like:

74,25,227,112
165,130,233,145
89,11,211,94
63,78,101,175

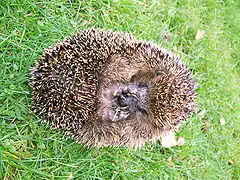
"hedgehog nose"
117,93,138,109
117,94,128,107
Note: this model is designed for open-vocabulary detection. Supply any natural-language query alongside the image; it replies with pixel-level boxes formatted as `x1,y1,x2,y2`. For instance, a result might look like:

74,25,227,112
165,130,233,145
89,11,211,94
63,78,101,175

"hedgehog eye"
155,70,162,76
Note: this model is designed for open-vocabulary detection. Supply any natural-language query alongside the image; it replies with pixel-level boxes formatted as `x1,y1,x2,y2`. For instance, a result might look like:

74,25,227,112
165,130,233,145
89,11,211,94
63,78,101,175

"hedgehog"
30,29,196,148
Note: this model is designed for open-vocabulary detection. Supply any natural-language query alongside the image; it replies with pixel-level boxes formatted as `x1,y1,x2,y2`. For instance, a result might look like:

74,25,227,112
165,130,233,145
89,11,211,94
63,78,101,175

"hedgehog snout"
115,92,138,110
109,84,148,121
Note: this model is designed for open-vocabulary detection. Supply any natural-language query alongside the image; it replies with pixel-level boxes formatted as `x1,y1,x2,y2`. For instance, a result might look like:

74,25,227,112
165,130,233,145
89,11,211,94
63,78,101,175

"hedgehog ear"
130,70,155,86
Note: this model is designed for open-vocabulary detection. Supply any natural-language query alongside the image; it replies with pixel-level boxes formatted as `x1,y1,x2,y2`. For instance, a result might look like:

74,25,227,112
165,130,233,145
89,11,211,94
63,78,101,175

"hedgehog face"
100,83,149,122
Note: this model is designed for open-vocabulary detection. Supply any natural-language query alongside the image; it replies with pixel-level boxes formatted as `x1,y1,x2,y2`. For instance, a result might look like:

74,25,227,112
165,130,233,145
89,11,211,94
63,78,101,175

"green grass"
0,0,239,179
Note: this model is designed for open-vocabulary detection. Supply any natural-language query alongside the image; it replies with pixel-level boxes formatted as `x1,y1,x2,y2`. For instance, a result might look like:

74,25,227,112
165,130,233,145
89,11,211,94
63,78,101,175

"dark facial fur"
103,83,148,122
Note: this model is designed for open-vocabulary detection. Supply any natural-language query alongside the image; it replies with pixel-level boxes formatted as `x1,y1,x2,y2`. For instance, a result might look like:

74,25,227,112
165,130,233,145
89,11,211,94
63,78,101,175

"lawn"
0,0,239,179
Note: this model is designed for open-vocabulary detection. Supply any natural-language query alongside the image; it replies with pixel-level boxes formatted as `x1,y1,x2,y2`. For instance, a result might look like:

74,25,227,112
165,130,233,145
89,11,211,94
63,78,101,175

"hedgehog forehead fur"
30,29,196,147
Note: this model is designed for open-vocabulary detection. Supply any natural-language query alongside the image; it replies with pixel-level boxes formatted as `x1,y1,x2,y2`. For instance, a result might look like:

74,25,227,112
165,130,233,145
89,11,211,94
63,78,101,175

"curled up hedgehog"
30,29,196,148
